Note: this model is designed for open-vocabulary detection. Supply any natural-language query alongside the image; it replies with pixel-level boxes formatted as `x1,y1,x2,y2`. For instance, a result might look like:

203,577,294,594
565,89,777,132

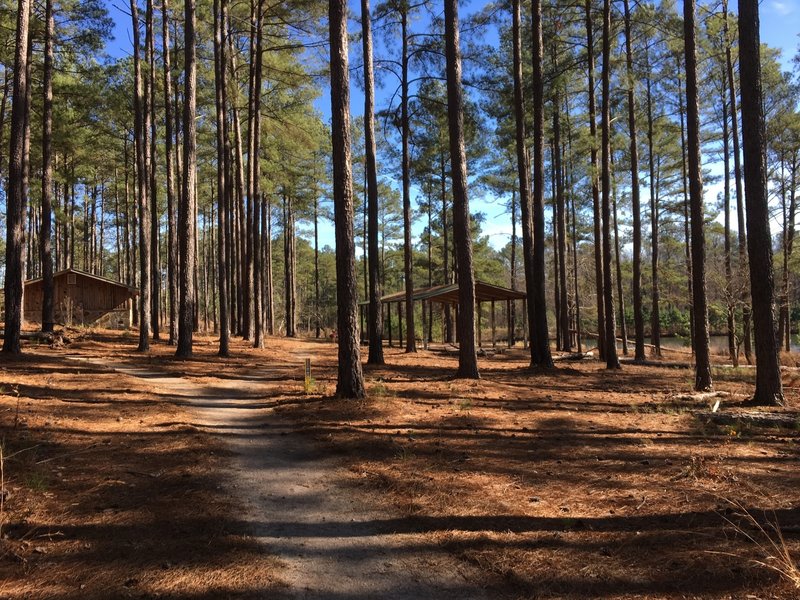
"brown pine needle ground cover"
1,329,799,599
273,344,800,599
0,331,283,599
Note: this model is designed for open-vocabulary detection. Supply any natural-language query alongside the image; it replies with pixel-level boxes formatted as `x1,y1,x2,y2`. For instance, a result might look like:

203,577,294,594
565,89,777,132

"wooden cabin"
23,268,138,328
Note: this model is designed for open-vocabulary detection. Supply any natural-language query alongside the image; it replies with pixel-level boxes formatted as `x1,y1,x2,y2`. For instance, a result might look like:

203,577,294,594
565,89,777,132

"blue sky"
103,0,800,256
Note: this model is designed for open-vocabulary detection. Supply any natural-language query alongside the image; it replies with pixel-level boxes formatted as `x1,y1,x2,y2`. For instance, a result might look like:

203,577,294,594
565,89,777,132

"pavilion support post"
507,299,512,347
387,303,392,347
491,299,496,348
422,300,428,350
477,302,482,348
455,305,459,344
398,301,403,349
421,297,427,350
522,298,528,348
360,305,365,344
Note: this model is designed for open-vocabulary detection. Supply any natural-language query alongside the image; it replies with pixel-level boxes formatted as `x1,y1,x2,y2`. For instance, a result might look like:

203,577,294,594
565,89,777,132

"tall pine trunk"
329,0,366,399
3,0,31,353
624,0,644,362
163,0,178,345
583,0,604,360
737,0,784,405
600,0,619,369
362,0,384,364
40,0,55,333
400,9,416,352
176,0,197,357
684,0,712,391
131,0,151,352
512,0,536,367
445,0,479,378
214,0,229,356
531,0,553,368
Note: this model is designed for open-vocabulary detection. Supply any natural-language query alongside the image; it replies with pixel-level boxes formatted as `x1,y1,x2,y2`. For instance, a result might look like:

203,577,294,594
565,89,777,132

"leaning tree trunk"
445,0,479,378
531,0,553,368
362,0,384,364
176,0,197,357
600,0,619,369
40,0,55,333
624,0,644,362
684,0,712,391
131,0,151,352
329,0,366,399
3,0,31,354
737,0,784,405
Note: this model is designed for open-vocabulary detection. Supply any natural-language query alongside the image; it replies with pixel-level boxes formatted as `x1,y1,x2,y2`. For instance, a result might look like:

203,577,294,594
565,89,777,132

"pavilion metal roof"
361,281,525,307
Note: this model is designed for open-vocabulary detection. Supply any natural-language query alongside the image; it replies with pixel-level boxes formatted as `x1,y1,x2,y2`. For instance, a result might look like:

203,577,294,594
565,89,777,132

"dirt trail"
69,341,488,599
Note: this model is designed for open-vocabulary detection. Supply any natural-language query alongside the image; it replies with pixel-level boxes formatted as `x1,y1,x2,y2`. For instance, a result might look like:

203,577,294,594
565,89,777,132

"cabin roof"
25,268,139,295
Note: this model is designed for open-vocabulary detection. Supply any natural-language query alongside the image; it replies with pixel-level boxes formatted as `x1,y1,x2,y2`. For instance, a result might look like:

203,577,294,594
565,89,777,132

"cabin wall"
24,274,134,328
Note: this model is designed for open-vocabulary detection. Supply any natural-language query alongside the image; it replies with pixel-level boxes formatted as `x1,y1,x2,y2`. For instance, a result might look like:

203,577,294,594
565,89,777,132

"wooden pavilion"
23,268,138,328
359,281,526,349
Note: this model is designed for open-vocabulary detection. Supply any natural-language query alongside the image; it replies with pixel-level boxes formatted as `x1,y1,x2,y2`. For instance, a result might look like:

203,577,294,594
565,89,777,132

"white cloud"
772,1,794,17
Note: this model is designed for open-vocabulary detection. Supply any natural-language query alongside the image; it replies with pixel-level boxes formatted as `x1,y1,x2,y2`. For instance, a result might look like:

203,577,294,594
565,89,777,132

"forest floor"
0,329,799,599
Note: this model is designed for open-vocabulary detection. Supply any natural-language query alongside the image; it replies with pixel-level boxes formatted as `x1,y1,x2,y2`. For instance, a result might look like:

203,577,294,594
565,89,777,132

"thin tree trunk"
362,0,384,364
737,0,783,405
645,67,660,357
163,0,178,345
552,43,570,352
214,0,229,355
131,0,151,352
601,0,619,369
252,0,264,349
722,66,736,364
147,0,160,340
400,9,416,352
684,0,712,391
585,0,604,361
176,0,197,357
677,57,694,355
724,0,751,364
624,0,644,362
531,0,553,368
40,0,55,333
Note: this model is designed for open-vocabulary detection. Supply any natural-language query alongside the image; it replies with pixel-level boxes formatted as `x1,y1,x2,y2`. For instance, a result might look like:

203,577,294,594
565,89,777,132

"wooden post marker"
304,358,312,393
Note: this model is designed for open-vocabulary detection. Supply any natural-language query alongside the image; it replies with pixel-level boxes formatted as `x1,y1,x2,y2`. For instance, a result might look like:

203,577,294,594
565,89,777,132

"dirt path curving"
69,341,489,599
